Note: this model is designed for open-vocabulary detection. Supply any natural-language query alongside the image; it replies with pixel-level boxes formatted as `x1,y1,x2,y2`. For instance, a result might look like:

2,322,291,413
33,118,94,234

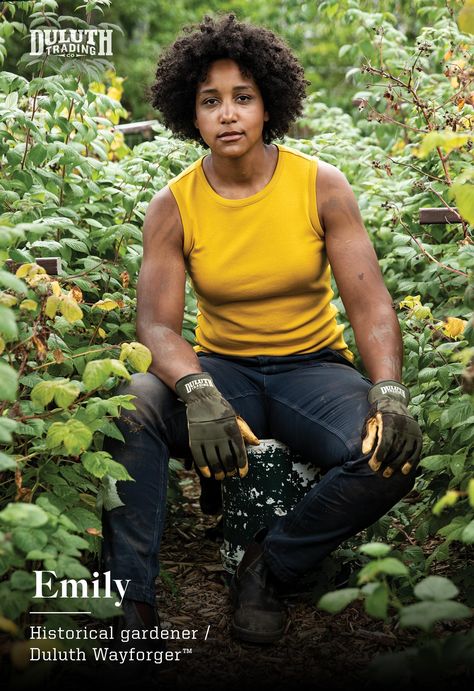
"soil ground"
155,469,472,691
1,469,471,691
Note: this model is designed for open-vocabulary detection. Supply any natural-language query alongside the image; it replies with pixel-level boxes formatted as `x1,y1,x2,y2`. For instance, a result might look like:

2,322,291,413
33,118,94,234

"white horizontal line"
29,611,92,615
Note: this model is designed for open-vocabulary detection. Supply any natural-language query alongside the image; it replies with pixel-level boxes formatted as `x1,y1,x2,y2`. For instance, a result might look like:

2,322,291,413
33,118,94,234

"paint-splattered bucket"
220,439,320,574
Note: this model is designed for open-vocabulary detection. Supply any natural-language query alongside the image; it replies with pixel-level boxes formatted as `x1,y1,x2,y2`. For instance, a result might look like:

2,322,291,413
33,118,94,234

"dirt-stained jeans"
100,348,416,605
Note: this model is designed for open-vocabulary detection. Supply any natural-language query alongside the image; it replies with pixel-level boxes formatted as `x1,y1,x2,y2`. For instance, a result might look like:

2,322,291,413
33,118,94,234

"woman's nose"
219,100,237,122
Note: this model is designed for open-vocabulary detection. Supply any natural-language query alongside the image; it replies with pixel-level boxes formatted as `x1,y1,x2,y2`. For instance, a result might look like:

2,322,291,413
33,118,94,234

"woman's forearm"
136,321,203,390
349,304,403,384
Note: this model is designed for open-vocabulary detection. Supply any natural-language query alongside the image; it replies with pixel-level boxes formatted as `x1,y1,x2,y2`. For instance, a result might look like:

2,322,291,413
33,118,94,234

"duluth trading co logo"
30,28,113,57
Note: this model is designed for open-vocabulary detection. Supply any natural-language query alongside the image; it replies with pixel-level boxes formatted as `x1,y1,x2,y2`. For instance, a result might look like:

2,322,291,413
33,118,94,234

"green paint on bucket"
221,439,320,573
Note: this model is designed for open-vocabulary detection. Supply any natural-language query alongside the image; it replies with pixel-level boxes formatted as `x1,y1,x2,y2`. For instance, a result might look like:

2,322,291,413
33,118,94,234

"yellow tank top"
168,143,353,360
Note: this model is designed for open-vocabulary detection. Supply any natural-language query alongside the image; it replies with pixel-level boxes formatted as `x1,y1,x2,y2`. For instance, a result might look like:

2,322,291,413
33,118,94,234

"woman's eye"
236,95,251,102
203,98,218,105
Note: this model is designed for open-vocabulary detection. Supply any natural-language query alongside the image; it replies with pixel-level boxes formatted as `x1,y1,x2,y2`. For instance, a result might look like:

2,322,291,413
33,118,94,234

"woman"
101,14,422,648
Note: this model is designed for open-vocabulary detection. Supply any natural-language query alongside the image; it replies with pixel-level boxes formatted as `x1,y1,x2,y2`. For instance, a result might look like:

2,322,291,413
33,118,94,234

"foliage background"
0,0,473,686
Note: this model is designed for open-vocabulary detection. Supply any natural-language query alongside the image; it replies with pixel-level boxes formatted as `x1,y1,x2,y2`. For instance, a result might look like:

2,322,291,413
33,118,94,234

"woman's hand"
362,381,423,478
175,372,259,480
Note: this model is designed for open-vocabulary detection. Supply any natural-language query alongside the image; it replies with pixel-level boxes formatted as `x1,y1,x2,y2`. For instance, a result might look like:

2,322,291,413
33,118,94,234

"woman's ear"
264,110,270,122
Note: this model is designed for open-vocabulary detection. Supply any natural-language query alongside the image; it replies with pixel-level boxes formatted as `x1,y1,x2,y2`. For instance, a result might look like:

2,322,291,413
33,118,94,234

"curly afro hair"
149,14,309,145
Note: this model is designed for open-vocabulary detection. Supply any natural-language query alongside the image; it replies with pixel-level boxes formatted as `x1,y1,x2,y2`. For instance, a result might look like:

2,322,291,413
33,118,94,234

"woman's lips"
218,133,243,142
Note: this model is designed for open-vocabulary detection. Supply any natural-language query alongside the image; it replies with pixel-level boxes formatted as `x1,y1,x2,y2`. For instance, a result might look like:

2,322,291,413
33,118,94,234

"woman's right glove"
175,372,259,480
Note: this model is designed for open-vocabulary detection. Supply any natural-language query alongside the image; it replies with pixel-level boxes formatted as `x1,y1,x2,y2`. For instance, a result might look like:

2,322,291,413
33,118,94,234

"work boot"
48,601,174,690
113,598,161,638
97,600,175,687
230,528,287,644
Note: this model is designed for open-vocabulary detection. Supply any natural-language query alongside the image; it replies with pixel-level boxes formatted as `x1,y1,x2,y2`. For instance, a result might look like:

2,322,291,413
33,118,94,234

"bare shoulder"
137,185,186,331
316,159,361,233
316,159,351,197
143,185,183,248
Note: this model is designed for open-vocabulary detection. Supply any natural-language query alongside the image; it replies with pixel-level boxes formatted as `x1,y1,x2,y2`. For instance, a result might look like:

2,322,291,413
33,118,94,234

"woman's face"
194,58,269,157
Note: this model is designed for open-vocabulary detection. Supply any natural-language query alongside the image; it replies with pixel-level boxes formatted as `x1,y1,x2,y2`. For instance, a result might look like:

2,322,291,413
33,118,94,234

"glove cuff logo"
183,377,213,394
380,384,407,399
368,380,410,405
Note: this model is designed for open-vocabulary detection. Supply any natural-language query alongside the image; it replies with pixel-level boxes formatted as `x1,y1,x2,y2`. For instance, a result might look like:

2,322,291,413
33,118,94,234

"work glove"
175,372,259,480
361,380,422,478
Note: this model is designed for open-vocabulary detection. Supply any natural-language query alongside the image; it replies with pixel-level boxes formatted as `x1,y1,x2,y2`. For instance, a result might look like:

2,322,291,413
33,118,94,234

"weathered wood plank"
114,120,158,135
5,257,62,275
419,208,462,224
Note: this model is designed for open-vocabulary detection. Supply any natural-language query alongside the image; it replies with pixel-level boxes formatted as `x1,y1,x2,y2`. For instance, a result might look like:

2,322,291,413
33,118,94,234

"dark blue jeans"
100,348,416,605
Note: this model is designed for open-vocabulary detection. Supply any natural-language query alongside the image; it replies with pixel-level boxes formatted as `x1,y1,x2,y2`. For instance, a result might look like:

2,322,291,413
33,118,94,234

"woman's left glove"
361,380,422,478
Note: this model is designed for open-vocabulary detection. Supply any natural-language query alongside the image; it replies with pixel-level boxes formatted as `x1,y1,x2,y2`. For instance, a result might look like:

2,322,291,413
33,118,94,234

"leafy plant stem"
397,217,468,278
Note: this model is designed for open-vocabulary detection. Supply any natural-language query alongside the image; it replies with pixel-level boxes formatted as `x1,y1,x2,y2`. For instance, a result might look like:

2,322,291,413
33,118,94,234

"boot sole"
229,578,286,644
231,620,285,644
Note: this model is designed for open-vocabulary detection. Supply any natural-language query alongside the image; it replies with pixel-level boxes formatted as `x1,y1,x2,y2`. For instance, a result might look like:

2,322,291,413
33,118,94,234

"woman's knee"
116,372,177,426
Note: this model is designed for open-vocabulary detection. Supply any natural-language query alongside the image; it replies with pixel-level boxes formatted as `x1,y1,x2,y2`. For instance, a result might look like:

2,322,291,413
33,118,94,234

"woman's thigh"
197,353,269,439
266,361,372,470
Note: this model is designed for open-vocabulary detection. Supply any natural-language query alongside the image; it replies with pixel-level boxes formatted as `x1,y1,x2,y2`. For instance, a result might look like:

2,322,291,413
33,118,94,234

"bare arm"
317,161,403,383
136,187,202,390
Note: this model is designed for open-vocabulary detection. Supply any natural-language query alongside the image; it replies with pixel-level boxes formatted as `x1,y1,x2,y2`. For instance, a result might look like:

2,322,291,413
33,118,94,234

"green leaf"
359,543,392,558
0,417,18,443
458,0,474,34
36,493,67,516
400,601,472,632
358,558,409,584
0,360,18,402
59,294,83,323
418,131,471,158
461,520,474,544
82,359,112,391
440,399,473,429
30,380,55,407
0,270,27,293
414,576,459,601
96,474,125,511
468,479,474,508
13,528,48,553
109,359,131,381
433,490,459,516
364,583,389,619
0,586,29,619
97,419,124,442
62,238,89,253
28,143,47,166
25,550,55,560
10,570,36,591
53,380,81,408
437,515,469,539
0,451,16,471
46,419,93,455
52,527,89,553
419,455,450,472
0,503,49,528
402,546,425,565
120,341,152,373
67,507,101,532
81,451,133,481
45,295,60,319
318,588,360,613
449,454,465,476
56,555,90,580
0,226,24,250
0,305,18,342
452,182,474,226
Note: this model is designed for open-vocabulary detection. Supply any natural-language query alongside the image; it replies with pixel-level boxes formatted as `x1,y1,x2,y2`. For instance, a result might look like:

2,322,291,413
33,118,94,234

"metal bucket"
220,439,320,574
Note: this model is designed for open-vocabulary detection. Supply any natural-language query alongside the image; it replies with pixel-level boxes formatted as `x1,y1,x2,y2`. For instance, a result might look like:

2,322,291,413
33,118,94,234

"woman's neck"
203,143,278,199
